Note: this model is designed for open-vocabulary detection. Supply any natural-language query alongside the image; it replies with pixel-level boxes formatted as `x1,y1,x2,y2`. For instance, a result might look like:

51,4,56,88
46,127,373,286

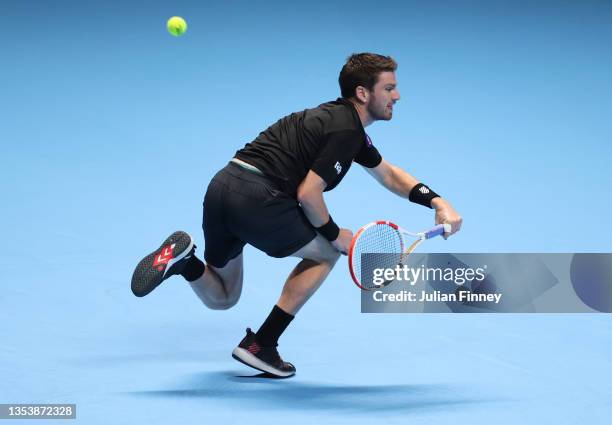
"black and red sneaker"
131,231,195,297
232,328,296,378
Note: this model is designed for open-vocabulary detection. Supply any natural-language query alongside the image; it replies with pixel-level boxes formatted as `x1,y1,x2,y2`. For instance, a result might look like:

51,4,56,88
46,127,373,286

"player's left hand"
431,198,462,239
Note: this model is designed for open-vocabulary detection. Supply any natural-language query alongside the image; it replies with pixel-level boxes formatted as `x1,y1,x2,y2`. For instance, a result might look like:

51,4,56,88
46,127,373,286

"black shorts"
202,162,317,268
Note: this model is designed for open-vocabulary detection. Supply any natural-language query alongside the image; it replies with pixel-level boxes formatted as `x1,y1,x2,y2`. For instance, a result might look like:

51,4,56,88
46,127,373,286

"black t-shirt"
235,98,382,197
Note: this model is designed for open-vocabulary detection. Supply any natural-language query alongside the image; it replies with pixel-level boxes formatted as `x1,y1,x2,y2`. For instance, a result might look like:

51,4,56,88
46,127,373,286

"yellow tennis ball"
167,16,187,37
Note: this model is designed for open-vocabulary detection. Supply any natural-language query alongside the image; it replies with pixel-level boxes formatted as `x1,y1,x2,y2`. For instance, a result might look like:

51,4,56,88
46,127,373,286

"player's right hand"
332,228,353,255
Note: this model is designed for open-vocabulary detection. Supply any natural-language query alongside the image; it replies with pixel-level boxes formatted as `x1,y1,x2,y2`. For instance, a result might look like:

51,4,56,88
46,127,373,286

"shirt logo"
334,161,342,175
365,133,373,147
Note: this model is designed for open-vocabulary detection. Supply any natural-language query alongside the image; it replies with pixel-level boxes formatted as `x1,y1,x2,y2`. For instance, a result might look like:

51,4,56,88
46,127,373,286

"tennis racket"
348,221,451,291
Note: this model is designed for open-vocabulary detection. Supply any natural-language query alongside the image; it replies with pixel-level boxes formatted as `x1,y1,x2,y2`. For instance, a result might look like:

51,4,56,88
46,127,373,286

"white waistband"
230,158,264,176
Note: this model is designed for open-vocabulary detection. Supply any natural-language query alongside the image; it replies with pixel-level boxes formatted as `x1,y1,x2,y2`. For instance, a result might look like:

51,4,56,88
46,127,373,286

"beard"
367,97,392,121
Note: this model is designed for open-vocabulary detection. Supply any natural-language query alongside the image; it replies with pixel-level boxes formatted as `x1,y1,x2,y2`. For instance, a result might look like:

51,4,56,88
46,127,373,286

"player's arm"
364,158,463,238
364,158,418,197
297,171,353,254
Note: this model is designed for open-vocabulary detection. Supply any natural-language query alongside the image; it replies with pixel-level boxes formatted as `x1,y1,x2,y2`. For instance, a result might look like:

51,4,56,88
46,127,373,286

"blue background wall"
1,1,611,424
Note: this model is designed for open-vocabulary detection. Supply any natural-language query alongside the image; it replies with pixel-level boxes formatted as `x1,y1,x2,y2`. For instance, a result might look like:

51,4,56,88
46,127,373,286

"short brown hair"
338,53,398,98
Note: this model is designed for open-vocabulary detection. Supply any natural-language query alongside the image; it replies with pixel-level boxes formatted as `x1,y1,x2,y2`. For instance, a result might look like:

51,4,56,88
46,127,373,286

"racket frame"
348,221,451,290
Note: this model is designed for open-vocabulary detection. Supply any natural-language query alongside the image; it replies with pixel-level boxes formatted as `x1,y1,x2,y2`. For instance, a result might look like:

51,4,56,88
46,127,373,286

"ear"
354,86,369,104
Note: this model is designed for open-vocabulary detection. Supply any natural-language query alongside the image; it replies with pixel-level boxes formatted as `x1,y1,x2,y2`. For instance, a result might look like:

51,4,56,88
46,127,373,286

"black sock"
256,305,294,346
181,255,205,282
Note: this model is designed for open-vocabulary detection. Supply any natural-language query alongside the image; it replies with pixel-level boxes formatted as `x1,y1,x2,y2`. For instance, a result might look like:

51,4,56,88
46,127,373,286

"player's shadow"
130,371,495,414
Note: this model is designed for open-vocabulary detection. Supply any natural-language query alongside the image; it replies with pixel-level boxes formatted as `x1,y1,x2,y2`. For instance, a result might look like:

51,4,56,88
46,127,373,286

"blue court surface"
2,1,612,424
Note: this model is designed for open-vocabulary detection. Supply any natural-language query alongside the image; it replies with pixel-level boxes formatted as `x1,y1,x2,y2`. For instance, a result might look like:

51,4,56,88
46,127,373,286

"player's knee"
326,249,341,265
208,302,235,310
223,292,241,309
316,245,341,265
205,295,239,310
312,241,341,264
199,285,241,310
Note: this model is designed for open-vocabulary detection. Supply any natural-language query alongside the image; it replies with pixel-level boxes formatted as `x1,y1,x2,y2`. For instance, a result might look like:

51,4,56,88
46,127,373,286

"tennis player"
131,53,462,378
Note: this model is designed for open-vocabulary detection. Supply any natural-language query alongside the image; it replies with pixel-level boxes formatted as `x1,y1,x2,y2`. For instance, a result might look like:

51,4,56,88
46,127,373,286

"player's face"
367,71,400,121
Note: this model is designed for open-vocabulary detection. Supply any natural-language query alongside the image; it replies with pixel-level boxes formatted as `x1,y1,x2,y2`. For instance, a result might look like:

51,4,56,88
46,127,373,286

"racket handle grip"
424,224,452,239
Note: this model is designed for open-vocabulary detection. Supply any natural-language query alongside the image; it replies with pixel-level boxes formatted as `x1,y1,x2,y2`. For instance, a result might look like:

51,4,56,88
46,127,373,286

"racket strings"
352,224,404,290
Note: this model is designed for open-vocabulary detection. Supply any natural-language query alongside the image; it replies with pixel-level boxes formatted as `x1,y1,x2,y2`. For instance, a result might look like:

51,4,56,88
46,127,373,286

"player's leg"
232,234,339,377
182,164,251,309
231,235,340,378
130,229,245,309
227,170,342,377
131,164,246,309
188,252,244,310
278,234,341,314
